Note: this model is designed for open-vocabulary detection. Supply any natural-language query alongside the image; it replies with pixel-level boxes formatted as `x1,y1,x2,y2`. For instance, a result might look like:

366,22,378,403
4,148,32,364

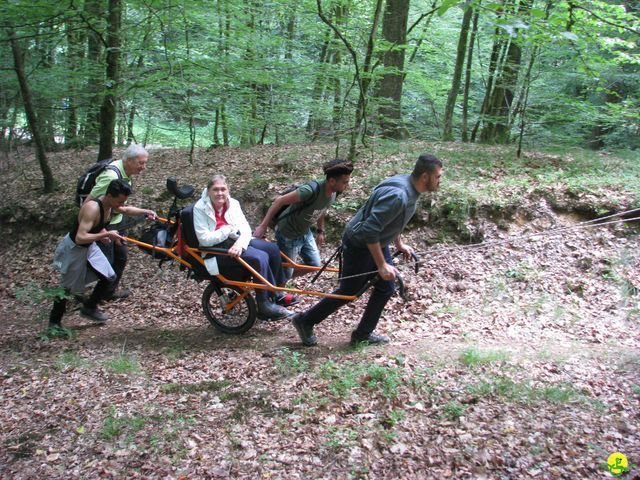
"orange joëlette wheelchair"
125,177,417,334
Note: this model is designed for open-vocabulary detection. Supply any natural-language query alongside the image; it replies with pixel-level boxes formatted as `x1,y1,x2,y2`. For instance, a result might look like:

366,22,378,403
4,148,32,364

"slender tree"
479,0,531,143
442,3,474,141
97,0,122,161
461,7,480,142
83,0,104,146
8,28,55,192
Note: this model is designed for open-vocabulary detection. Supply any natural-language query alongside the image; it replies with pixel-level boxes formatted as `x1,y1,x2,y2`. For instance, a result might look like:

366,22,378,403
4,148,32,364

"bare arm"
393,234,414,260
253,190,301,238
75,203,123,245
117,205,157,220
316,212,326,246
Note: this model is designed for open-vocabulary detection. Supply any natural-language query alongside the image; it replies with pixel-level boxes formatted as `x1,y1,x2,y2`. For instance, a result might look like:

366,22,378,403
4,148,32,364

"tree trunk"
284,6,297,60
306,28,333,138
83,0,104,146
98,0,121,161
0,92,10,154
479,0,531,143
470,12,507,142
213,107,221,147
127,104,136,144
8,29,55,193
376,0,410,140
221,104,229,146
461,8,479,142
65,17,83,147
34,27,57,150
349,0,384,160
442,5,473,141
332,47,343,141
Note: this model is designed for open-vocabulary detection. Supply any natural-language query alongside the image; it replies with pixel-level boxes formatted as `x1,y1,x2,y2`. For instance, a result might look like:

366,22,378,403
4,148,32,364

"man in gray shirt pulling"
291,154,443,346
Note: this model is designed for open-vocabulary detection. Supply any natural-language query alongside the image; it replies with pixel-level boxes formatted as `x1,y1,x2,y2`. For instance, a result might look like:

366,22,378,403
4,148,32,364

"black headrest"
167,177,195,200
179,203,199,248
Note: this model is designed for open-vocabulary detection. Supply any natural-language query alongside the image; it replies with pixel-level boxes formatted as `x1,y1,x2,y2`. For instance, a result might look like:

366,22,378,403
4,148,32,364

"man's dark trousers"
297,235,395,336
98,236,127,297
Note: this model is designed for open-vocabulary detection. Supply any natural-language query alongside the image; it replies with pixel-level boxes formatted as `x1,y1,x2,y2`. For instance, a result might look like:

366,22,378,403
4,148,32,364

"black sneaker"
350,331,389,346
291,313,317,346
105,289,131,301
80,306,110,323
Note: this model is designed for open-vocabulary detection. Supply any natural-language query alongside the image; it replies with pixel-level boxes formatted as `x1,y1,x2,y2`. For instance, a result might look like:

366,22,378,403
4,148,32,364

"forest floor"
0,142,639,479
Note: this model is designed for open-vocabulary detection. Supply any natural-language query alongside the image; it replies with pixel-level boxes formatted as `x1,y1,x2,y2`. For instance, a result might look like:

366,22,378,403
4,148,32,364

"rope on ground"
334,208,640,282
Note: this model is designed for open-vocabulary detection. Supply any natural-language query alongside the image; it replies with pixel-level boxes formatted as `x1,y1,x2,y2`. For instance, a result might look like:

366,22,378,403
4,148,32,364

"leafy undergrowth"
0,142,639,478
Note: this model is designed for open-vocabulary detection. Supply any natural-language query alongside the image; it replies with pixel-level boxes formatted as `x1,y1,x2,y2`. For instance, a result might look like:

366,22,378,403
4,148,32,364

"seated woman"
193,174,298,320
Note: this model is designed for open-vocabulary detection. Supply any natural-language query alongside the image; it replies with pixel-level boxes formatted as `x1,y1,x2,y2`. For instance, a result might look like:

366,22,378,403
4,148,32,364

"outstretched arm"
253,190,301,238
117,205,157,220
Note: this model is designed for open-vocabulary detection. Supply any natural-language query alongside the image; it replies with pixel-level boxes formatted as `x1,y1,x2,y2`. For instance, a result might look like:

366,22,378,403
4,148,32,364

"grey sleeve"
355,189,405,244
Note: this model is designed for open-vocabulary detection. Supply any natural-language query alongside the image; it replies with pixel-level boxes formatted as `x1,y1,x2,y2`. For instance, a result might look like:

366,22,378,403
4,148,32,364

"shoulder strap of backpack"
105,163,123,179
276,180,321,224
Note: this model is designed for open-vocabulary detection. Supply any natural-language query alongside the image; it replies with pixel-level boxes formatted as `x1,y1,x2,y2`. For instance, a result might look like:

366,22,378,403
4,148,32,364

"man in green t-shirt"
254,160,353,288
85,144,156,300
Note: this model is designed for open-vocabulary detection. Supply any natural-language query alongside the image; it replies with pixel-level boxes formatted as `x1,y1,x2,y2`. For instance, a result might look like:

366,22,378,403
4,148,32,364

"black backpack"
75,159,122,206
269,180,322,229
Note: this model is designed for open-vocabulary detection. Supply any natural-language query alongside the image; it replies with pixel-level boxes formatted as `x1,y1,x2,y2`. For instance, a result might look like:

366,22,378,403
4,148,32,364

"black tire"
202,282,257,334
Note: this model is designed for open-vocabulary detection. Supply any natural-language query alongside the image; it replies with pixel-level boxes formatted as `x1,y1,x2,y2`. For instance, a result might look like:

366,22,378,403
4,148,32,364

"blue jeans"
276,229,322,280
297,235,395,336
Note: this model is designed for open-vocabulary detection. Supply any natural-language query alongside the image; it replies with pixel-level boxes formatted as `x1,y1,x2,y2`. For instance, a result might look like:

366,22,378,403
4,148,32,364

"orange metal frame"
124,234,358,303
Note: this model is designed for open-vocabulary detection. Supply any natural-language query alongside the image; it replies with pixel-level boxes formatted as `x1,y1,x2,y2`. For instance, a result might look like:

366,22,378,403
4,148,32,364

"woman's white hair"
207,174,227,189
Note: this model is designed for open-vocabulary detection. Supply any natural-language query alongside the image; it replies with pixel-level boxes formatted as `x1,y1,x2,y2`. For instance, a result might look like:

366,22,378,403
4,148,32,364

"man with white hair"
85,144,156,300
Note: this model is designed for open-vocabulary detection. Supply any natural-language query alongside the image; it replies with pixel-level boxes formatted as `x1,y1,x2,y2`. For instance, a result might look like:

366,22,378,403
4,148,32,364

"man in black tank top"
49,180,133,330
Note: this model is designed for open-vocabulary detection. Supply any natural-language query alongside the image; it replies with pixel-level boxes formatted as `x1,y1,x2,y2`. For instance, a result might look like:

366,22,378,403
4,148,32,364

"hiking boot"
105,288,131,301
350,331,390,346
275,292,301,307
291,313,317,346
257,301,292,321
80,306,110,323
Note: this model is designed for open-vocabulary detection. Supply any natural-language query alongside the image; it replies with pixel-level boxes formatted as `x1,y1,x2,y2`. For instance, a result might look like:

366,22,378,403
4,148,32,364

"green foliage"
317,359,404,399
458,347,511,366
318,360,360,398
441,400,466,421
103,354,141,375
54,350,87,371
100,405,195,450
2,0,637,154
467,376,588,405
363,364,402,398
274,347,309,376
160,380,232,394
101,406,149,441
39,325,76,342
15,283,70,304
323,426,358,450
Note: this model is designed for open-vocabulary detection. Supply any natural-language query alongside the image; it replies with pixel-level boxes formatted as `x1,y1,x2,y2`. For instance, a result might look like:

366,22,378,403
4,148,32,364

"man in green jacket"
84,144,156,300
